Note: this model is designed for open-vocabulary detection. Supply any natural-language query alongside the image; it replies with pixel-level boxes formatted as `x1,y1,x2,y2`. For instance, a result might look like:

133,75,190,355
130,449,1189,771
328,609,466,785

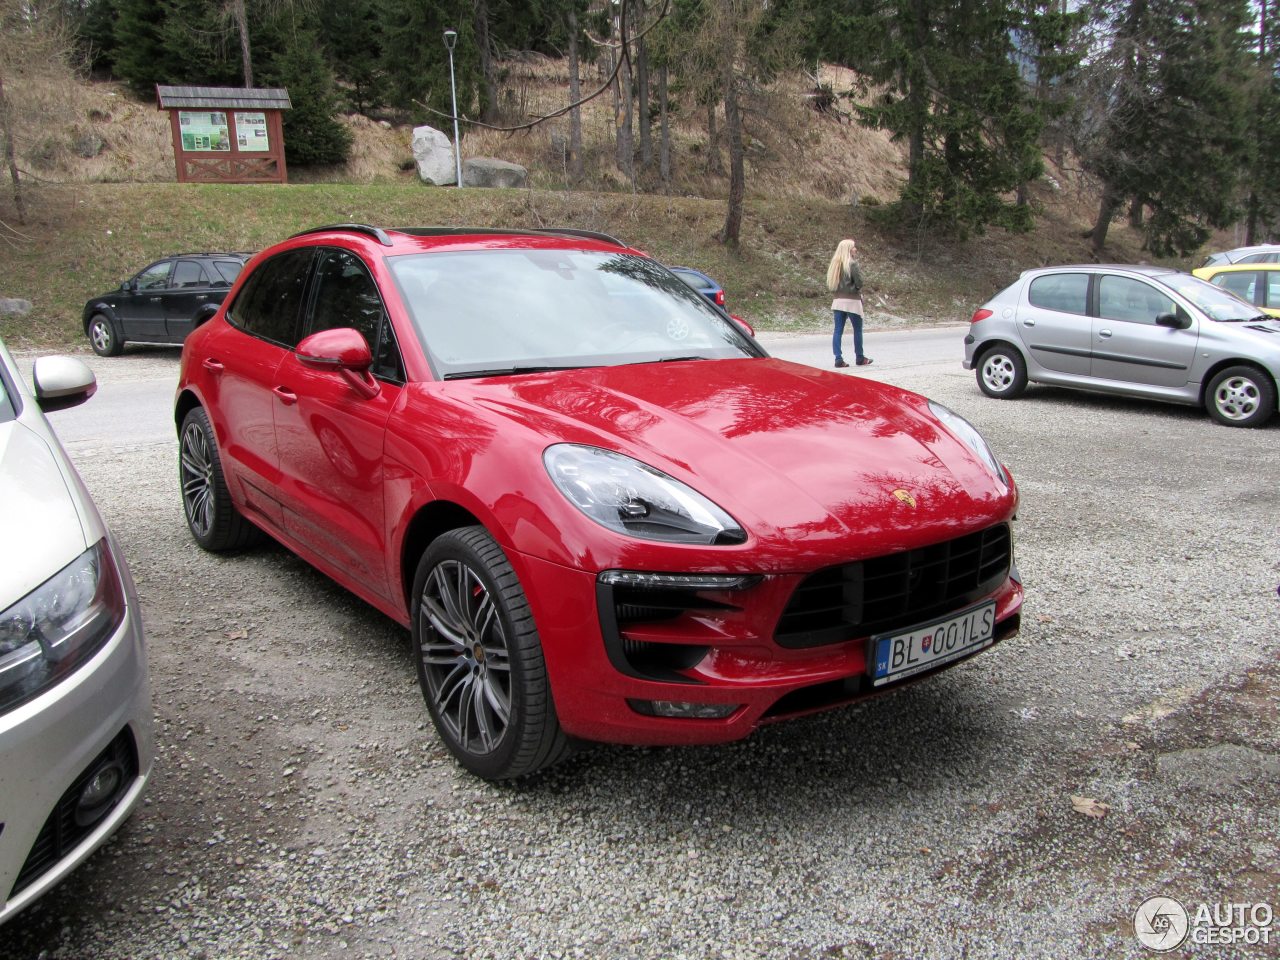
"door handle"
272,386,298,406
1022,318,1036,327
202,358,224,373
1097,329,1113,339
196,295,208,301
149,296,162,302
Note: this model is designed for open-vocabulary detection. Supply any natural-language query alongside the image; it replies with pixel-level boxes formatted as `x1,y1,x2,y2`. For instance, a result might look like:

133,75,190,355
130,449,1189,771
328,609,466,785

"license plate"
870,601,996,687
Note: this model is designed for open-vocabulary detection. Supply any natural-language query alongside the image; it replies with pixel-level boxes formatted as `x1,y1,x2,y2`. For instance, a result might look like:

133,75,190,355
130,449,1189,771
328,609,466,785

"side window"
1097,276,1175,325
135,262,173,291
1028,273,1089,315
1212,271,1257,304
226,248,314,348
213,260,244,285
308,248,404,382
1266,273,1280,308
1238,253,1268,264
173,261,210,288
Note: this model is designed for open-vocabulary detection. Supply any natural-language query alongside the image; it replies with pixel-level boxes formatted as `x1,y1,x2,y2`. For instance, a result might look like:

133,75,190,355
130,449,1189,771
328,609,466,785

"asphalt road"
3,328,1278,960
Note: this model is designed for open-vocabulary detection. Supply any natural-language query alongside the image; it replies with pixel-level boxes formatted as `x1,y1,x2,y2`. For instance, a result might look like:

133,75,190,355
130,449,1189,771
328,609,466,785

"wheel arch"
175,388,203,436
975,338,1026,366
83,305,119,334
399,500,486,611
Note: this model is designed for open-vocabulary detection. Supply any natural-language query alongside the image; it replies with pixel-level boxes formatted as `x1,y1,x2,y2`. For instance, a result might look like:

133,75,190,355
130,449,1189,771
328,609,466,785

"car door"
272,247,404,600
1090,274,1198,388
1016,272,1092,375
164,259,216,341
202,248,314,526
121,260,174,341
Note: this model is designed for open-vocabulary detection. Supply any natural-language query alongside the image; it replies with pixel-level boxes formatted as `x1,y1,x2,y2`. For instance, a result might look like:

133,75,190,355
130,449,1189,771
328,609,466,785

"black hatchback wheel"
411,527,571,780
179,407,263,551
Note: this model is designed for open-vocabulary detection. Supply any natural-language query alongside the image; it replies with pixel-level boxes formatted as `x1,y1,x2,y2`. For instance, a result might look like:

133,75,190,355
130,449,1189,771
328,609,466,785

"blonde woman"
825,238,872,368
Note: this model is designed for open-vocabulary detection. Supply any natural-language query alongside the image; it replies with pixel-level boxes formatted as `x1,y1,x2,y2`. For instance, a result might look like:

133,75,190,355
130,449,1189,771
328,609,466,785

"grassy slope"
0,179,1166,350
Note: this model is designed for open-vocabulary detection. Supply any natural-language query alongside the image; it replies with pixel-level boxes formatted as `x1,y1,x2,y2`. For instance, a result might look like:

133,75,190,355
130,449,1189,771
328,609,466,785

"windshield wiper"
443,365,588,380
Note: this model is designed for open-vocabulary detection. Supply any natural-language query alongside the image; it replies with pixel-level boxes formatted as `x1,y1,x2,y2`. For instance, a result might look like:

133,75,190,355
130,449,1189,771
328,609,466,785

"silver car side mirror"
32,355,98,412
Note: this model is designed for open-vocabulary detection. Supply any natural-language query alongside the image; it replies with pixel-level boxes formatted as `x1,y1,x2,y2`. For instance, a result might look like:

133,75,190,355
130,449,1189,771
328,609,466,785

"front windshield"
1155,272,1267,322
389,249,761,378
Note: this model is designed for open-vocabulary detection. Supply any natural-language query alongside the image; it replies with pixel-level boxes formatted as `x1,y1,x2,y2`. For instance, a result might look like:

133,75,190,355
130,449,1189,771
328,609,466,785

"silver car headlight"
544,444,746,545
0,539,126,715
928,401,1008,490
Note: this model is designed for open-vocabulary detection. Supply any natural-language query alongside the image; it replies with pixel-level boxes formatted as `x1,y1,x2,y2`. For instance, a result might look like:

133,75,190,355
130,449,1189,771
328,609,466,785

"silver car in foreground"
0,340,153,925
963,264,1280,428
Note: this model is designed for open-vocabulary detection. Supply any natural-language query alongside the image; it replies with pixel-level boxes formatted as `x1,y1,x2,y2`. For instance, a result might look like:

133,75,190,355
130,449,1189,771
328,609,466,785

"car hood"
460,358,1014,557
0,420,89,605
1220,317,1280,343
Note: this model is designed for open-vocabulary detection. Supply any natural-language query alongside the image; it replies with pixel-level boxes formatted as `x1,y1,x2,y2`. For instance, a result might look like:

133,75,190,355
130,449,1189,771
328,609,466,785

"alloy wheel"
983,354,1016,393
180,421,216,538
1213,375,1260,422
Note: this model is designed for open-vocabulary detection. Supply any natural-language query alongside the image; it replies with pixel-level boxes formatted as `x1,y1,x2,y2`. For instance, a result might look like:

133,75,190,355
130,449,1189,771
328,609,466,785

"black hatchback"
82,253,251,356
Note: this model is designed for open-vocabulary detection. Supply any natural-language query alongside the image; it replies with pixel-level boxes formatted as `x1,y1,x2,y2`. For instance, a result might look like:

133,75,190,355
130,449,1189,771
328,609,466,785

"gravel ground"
1,342,1278,959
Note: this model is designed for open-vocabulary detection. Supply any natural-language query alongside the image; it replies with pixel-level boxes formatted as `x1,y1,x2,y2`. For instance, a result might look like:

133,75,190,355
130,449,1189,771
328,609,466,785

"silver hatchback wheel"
976,346,1027,399
1206,365,1275,428
1212,375,1259,421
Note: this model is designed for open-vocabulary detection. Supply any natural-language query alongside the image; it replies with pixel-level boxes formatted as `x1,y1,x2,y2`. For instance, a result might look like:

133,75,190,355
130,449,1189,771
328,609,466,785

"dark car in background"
668,266,726,308
82,253,251,356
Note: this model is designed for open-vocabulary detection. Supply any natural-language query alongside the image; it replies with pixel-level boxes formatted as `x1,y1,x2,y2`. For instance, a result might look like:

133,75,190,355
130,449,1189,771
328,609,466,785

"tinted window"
1211,272,1257,303
308,248,403,382
136,262,173,291
227,249,313,347
1028,273,1089,314
1266,273,1280,307
1097,276,1174,325
213,260,243,284
173,261,210,287
1238,253,1268,264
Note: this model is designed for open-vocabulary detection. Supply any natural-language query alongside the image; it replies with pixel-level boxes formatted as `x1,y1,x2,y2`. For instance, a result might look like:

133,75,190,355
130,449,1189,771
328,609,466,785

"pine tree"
377,0,481,128
266,27,352,166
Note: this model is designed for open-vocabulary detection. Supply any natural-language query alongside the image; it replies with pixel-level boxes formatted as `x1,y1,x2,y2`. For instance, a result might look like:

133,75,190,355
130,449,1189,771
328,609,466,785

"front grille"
775,524,1011,648
10,727,139,899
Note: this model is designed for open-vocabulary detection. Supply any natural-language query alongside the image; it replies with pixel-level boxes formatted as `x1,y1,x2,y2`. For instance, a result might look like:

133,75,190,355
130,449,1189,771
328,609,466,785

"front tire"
1205,365,1276,428
977,345,1028,399
88,314,123,357
411,527,570,780
179,407,263,551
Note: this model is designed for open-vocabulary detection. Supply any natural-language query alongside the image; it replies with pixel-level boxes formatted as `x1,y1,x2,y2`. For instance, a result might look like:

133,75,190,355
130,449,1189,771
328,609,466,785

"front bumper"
0,588,154,925
519,542,1023,747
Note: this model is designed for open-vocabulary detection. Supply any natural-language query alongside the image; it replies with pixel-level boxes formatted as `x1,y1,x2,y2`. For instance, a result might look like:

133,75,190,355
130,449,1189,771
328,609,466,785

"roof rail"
288,224,393,247
391,226,629,248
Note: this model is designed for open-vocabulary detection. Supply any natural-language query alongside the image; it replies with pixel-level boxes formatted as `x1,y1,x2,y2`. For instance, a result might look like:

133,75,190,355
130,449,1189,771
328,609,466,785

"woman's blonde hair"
825,239,857,292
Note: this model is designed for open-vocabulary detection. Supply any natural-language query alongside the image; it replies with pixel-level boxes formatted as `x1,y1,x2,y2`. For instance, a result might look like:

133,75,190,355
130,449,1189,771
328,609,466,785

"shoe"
834,358,849,368
856,357,873,366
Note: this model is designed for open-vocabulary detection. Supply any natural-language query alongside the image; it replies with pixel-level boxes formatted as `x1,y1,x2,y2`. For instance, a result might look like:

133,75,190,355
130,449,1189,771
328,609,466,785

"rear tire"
411,527,571,780
1205,365,1275,428
179,407,263,551
976,345,1028,399
88,314,123,357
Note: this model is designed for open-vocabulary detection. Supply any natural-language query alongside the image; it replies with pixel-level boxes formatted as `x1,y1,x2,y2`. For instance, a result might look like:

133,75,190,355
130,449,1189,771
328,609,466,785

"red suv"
175,225,1022,780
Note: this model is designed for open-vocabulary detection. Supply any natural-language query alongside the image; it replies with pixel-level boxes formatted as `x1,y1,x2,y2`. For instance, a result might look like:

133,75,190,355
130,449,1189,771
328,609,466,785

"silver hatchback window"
1097,276,1174,325
1028,273,1089,314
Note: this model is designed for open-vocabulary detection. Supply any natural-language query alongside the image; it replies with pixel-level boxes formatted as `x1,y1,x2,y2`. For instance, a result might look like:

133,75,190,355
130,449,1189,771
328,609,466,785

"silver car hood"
0,420,90,606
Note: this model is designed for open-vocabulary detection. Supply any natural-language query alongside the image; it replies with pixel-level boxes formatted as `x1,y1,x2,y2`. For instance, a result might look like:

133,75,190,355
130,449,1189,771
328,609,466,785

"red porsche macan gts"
175,225,1023,779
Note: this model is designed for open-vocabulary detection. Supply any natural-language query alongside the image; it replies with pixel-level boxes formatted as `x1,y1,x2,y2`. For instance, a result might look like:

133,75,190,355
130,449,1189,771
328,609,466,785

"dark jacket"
833,262,863,298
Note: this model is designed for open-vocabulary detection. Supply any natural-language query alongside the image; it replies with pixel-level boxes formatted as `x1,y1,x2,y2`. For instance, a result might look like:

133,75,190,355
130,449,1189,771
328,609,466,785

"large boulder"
0,298,32,317
463,157,528,189
411,125,457,186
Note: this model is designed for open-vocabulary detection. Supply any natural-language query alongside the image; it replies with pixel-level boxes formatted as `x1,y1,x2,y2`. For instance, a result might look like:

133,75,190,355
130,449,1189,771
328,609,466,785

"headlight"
0,539,126,715
928,401,1008,489
544,444,746,545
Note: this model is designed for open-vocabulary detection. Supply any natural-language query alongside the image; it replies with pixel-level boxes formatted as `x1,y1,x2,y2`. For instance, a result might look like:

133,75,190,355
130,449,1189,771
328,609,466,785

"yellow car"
1191,262,1280,317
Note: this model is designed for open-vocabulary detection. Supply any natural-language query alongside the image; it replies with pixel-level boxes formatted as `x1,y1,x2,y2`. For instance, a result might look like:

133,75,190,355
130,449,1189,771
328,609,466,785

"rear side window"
1028,273,1089,315
226,249,313,347
213,260,244,284
173,261,210,287
1211,271,1257,303
1238,253,1269,264
1097,276,1175,325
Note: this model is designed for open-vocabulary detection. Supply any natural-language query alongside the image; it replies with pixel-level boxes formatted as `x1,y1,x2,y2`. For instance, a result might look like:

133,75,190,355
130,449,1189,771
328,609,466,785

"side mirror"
728,313,755,337
295,328,380,399
1155,311,1192,330
32,355,97,412
120,279,135,292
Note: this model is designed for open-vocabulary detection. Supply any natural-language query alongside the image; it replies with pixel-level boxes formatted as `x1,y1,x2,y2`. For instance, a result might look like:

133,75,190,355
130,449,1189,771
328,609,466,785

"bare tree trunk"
1089,185,1121,256
0,73,24,225
231,0,253,87
1246,190,1259,245
706,98,722,174
474,0,499,123
616,17,634,182
1127,197,1143,229
720,72,744,247
635,0,652,171
568,9,583,181
658,63,671,187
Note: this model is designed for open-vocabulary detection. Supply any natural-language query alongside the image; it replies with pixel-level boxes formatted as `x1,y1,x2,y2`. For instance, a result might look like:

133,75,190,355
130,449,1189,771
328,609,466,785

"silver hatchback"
963,264,1280,428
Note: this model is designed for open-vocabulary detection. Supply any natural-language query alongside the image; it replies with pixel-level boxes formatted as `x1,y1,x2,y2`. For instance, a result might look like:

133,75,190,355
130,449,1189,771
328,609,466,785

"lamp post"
443,28,463,188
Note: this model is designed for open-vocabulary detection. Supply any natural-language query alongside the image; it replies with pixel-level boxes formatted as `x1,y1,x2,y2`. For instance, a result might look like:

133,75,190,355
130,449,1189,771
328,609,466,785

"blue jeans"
833,310,864,362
